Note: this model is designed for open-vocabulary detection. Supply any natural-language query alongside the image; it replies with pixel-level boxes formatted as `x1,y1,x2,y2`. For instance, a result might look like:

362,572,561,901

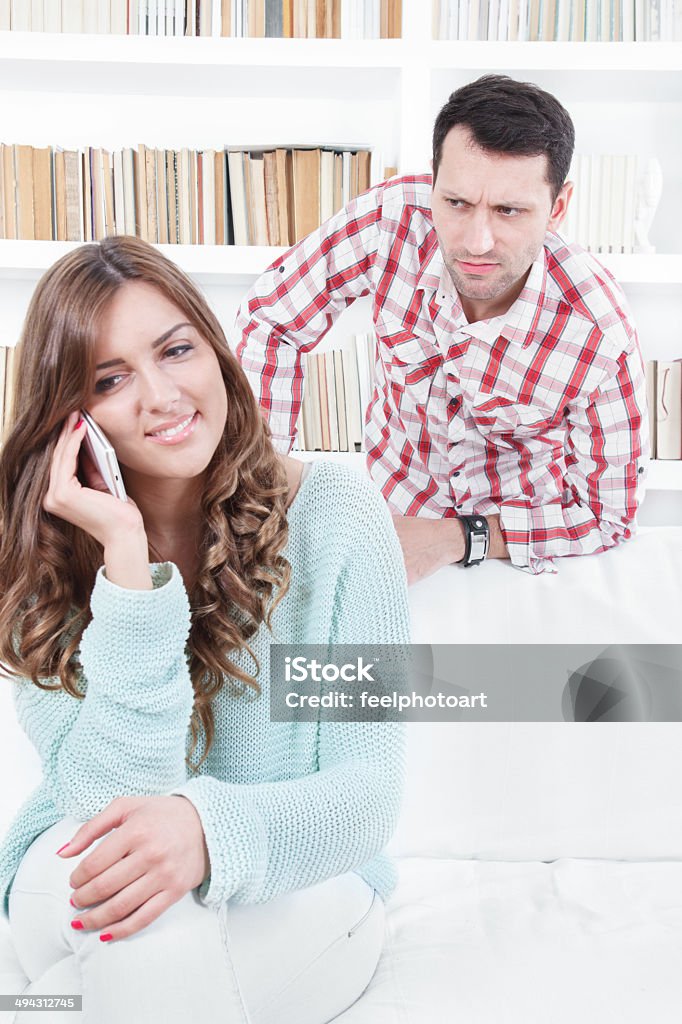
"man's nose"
461,210,495,257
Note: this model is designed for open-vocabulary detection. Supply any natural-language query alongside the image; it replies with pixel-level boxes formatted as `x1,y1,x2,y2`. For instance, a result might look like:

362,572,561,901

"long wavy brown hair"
0,236,291,773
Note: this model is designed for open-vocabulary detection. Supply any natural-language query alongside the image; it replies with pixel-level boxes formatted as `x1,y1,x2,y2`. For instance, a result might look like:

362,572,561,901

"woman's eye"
164,343,193,358
95,374,123,393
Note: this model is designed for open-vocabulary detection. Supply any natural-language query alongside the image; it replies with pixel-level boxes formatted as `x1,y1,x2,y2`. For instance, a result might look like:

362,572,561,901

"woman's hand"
58,795,211,943
43,411,153,588
43,411,144,548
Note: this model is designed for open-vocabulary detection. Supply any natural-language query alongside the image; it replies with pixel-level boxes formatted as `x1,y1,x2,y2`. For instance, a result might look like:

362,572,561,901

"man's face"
430,125,573,322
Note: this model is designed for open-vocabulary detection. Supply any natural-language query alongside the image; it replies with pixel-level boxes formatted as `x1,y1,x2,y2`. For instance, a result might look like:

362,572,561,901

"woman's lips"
458,261,499,275
146,412,199,445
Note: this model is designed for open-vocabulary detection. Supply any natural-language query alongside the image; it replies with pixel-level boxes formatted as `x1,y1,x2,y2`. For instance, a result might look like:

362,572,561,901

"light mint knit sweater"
0,461,411,919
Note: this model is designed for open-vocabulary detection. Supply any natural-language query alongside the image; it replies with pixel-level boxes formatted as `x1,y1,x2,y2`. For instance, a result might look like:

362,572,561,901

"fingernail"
100,933,113,943
71,920,84,930
74,418,84,431
69,897,76,908
56,843,70,855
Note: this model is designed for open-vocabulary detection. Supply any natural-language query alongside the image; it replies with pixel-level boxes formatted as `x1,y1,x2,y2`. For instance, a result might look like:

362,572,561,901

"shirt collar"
424,240,567,349
415,235,444,293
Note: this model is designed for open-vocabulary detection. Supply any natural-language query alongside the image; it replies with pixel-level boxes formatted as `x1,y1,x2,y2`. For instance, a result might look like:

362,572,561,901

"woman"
0,236,411,1024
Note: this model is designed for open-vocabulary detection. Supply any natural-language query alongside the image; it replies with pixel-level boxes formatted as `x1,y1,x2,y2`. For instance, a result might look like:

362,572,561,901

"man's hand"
57,795,210,943
392,515,465,585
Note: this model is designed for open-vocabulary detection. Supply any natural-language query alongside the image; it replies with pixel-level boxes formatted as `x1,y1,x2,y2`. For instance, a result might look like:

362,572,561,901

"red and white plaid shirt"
236,175,649,574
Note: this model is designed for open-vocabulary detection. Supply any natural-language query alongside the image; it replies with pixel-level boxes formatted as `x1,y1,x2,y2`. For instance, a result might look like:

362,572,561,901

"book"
122,147,136,237
342,344,363,449
15,145,35,240
325,350,339,449
156,147,169,244
102,148,116,237
334,348,348,450
275,148,292,246
166,149,178,243
248,152,269,245
292,148,321,242
64,149,83,240
263,150,280,246
112,149,124,235
1,145,16,239
227,149,249,245
145,146,158,243
317,352,331,450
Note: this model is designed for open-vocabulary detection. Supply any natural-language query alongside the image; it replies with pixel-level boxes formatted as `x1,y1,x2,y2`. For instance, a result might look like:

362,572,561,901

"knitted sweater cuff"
167,776,266,908
79,562,192,703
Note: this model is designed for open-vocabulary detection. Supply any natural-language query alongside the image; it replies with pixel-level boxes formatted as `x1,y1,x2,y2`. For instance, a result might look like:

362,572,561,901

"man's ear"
548,180,574,231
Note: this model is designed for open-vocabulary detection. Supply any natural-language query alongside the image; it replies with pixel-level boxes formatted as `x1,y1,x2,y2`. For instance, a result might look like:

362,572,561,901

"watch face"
464,515,489,565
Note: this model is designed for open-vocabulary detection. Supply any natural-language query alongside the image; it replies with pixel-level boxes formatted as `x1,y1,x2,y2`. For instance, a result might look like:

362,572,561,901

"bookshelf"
0,9,681,526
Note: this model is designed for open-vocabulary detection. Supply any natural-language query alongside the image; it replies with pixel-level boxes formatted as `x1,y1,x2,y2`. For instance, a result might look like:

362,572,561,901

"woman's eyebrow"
95,323,193,370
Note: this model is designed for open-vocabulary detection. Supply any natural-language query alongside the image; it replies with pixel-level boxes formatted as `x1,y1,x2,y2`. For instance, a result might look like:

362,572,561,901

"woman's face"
85,281,228,485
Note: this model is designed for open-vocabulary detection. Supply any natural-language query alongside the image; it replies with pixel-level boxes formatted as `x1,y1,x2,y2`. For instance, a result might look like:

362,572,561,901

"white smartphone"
80,410,128,502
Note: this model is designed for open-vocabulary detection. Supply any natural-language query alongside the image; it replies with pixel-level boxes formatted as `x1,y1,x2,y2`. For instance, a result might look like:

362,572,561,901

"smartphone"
80,410,128,502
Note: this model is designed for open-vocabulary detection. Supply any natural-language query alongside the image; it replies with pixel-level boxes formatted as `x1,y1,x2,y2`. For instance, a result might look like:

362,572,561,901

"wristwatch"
457,514,489,567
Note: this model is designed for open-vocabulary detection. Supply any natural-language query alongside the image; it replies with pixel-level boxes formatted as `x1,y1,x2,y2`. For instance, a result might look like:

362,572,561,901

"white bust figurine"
633,157,663,254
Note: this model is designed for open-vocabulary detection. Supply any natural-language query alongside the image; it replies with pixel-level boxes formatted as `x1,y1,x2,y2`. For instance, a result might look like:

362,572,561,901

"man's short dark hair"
432,74,575,209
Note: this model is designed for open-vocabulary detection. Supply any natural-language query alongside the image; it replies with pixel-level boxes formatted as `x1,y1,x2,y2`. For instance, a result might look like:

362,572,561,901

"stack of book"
433,0,682,41
0,144,373,245
647,360,682,460
293,334,375,451
560,154,646,255
0,0,402,37
0,345,16,442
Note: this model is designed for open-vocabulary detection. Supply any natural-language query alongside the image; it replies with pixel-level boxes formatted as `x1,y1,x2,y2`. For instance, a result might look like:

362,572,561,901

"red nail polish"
74,418,84,431
71,920,84,930
69,897,76,908
56,843,70,855
100,933,113,942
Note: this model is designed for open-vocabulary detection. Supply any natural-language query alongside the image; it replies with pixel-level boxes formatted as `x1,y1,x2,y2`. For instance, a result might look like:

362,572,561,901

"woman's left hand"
59,795,211,943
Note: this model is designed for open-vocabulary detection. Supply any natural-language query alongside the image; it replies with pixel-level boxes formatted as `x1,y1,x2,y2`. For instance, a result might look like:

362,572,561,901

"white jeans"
8,816,385,1024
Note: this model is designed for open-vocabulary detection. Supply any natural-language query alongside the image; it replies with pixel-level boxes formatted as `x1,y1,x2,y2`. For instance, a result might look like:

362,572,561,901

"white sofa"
2,524,682,1023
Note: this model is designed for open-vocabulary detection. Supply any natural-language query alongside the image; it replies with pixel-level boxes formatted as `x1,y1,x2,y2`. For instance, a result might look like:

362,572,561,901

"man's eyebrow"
95,322,193,370
441,191,531,208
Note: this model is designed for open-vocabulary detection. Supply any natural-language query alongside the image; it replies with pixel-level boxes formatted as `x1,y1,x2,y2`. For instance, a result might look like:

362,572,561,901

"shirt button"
638,467,644,474
456,503,463,510
624,527,632,539
453,471,460,477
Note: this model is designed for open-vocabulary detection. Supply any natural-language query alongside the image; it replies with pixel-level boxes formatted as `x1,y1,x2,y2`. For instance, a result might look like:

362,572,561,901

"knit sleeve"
168,476,411,907
12,563,194,820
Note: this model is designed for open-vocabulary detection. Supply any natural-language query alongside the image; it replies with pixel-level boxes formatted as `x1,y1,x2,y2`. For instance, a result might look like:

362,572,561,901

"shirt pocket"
467,391,566,446
378,328,444,410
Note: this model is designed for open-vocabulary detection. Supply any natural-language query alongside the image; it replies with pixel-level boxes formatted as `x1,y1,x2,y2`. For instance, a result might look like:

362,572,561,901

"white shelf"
1,241,681,286
427,40,682,71
598,254,682,285
0,241,285,283
0,32,404,69
647,461,682,491
1,33,680,73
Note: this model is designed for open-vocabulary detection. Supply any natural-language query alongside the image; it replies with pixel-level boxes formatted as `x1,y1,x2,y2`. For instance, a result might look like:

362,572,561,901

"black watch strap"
458,514,490,567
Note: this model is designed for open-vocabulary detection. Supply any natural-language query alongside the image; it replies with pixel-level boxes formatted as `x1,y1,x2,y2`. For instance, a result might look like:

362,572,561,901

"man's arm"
235,185,385,452
498,340,649,575
392,515,509,586
392,337,648,584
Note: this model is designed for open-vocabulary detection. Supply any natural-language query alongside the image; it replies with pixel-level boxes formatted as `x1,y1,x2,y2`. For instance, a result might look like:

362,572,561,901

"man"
236,75,648,581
